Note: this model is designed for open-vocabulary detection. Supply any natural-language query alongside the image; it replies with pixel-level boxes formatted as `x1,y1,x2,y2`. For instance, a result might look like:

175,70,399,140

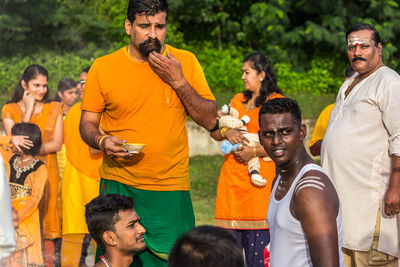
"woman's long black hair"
242,52,282,107
7,64,50,104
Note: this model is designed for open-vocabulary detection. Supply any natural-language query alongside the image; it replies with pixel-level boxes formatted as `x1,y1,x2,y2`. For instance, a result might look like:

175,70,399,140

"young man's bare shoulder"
291,168,339,219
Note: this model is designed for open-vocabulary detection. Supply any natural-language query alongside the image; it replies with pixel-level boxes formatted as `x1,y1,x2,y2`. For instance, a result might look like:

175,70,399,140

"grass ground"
189,155,224,225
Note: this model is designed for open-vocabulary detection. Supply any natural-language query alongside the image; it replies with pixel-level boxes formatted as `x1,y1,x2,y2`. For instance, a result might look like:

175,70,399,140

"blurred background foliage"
1,0,400,104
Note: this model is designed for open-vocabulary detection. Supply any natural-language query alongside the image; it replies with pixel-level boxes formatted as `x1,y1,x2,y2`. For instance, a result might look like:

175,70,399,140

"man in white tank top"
258,98,345,267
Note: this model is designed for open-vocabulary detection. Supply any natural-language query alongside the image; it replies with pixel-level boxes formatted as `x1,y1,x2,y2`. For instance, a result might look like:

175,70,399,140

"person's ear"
299,124,307,141
259,71,266,82
21,80,28,90
125,19,132,35
378,42,383,57
102,231,117,247
57,91,63,100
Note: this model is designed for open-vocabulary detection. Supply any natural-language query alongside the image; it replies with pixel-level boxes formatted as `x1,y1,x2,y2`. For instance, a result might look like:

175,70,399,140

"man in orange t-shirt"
79,0,217,266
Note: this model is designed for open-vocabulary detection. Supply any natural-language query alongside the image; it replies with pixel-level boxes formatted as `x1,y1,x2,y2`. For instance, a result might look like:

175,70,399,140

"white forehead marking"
348,34,372,46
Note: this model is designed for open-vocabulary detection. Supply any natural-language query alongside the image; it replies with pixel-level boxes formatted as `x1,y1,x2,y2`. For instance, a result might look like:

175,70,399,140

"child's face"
59,87,78,107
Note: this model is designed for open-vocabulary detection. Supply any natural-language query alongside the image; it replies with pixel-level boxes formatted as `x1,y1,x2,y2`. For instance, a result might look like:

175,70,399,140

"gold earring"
260,78,263,82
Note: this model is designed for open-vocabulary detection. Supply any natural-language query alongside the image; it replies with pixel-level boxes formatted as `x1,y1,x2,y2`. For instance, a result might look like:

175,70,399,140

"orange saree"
1,102,63,239
214,92,284,229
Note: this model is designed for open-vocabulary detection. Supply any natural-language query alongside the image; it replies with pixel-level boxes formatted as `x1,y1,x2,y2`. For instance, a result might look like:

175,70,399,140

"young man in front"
85,194,146,267
259,98,345,267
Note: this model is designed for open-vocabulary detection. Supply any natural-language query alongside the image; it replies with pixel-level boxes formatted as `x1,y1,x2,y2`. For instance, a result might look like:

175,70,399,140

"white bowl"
123,143,145,154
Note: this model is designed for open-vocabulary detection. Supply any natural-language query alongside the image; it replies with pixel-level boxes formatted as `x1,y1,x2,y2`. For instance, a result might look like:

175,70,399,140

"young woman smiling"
1,64,64,266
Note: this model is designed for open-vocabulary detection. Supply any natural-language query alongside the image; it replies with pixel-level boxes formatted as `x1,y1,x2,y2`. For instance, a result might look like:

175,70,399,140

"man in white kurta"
321,23,400,266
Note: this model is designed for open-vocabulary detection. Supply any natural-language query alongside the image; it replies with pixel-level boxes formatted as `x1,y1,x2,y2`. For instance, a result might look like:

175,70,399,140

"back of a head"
259,98,302,128
11,123,42,156
168,225,245,267
127,0,169,23
85,194,135,252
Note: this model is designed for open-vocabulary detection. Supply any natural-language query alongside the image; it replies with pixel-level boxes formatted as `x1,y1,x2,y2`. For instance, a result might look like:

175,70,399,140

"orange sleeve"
17,164,47,223
0,136,12,146
229,93,244,109
81,61,106,113
1,104,18,121
188,55,215,101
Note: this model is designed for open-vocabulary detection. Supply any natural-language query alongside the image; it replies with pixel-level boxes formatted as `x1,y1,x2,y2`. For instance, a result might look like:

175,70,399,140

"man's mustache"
141,38,161,47
352,57,367,62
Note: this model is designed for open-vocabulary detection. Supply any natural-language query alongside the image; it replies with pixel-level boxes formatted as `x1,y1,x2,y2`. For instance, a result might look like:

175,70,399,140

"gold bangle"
253,146,257,158
220,127,228,138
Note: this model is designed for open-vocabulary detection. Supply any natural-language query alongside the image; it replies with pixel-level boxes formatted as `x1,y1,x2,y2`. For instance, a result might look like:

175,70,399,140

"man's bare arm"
79,110,129,158
148,51,217,130
384,155,400,216
292,172,341,267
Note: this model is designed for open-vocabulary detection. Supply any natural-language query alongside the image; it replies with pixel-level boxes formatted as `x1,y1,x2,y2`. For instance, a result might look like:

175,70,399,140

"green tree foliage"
171,0,400,70
0,0,120,57
1,0,400,99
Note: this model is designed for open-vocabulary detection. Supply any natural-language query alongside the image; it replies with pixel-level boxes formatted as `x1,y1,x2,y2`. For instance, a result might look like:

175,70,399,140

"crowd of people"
0,0,399,266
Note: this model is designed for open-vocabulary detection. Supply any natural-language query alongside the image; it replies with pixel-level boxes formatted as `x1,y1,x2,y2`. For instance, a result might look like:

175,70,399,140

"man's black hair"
127,0,169,23
259,98,302,128
11,123,42,156
82,66,91,74
346,23,382,47
168,225,245,267
85,194,135,252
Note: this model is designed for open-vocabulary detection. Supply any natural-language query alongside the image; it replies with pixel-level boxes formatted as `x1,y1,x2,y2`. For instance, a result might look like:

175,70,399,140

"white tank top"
267,163,345,267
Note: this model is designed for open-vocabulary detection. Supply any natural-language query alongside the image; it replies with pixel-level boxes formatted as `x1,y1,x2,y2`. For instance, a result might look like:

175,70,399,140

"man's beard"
139,38,162,58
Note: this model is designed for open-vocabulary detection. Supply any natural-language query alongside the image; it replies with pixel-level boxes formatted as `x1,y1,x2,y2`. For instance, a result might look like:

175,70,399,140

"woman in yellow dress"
3,123,47,267
1,65,63,266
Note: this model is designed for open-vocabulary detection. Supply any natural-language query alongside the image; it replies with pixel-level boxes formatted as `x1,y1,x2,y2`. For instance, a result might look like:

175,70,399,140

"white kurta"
321,66,400,258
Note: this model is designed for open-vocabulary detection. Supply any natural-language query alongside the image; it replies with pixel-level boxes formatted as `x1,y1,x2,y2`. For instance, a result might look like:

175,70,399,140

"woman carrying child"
211,52,284,267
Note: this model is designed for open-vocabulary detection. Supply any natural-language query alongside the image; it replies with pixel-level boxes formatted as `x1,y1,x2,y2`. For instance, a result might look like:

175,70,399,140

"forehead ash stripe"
347,36,372,47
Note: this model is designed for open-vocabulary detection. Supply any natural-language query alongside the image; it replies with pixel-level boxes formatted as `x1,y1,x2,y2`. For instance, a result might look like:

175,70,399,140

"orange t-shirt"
64,102,102,180
215,92,284,229
81,45,215,191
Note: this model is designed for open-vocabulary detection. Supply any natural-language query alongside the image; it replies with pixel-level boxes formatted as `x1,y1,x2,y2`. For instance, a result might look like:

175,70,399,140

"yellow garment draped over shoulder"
308,103,334,148
62,102,102,235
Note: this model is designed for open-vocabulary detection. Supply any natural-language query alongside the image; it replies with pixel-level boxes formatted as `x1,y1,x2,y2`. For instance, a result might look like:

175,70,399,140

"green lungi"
95,178,196,267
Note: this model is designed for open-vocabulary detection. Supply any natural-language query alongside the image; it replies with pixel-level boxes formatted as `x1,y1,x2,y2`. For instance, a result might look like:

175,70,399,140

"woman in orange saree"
1,65,63,266
211,53,284,267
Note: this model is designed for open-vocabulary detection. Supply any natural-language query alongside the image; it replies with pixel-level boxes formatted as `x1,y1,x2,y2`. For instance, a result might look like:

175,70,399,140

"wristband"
96,135,103,147
220,127,228,138
97,135,109,152
209,120,219,132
